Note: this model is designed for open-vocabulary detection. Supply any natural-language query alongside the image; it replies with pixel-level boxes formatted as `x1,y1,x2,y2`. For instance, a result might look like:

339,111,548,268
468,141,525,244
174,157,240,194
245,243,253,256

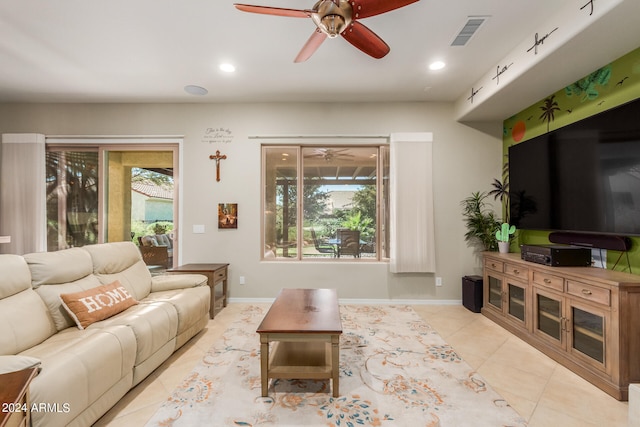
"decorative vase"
498,241,510,253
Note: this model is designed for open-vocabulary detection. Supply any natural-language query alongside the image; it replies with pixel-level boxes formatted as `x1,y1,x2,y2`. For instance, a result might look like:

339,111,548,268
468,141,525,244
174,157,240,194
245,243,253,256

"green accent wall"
502,45,640,274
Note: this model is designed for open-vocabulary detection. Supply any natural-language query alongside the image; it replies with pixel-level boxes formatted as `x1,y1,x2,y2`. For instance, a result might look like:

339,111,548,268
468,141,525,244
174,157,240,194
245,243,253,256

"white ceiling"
1,1,639,122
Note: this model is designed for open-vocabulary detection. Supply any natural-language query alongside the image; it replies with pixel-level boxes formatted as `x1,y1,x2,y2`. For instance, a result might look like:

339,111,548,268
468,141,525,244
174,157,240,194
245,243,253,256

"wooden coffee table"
256,288,342,397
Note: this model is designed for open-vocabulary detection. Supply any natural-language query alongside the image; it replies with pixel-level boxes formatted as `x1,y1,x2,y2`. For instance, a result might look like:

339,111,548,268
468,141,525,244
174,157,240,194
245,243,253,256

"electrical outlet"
239,276,245,285
436,277,443,287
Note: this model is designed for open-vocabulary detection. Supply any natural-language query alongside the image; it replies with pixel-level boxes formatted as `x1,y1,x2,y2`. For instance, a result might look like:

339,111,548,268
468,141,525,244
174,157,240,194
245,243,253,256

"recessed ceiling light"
429,61,446,71
184,85,208,96
219,63,236,73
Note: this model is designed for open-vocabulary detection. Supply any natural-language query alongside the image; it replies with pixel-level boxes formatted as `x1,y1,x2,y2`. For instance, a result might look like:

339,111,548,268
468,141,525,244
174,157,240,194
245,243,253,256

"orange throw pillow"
60,280,138,329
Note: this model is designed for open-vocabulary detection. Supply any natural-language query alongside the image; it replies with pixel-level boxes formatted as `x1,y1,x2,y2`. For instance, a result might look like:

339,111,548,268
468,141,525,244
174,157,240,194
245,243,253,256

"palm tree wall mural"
539,94,561,133
504,46,640,146
488,157,510,223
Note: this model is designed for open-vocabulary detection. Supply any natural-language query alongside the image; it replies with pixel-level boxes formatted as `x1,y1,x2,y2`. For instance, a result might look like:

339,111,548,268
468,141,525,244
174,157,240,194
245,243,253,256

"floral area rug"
146,305,527,426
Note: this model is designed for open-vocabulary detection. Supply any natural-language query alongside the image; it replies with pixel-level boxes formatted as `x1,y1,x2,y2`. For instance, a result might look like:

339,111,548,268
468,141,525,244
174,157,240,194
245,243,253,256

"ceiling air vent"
451,16,489,46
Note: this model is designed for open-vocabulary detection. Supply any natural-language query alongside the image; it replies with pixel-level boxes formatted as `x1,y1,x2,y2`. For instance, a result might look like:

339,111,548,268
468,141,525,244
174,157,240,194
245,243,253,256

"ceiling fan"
304,148,355,162
234,0,420,62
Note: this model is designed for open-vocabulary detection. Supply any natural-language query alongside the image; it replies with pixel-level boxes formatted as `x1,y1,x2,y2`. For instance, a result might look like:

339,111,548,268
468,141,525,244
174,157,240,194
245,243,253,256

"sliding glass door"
46,143,178,268
103,150,175,243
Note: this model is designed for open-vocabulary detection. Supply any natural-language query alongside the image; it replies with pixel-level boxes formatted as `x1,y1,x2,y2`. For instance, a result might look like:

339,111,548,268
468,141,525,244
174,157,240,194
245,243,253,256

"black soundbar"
548,231,632,251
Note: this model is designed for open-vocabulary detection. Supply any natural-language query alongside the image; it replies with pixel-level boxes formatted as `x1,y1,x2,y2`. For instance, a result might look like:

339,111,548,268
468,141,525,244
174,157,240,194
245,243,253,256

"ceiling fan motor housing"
311,0,353,37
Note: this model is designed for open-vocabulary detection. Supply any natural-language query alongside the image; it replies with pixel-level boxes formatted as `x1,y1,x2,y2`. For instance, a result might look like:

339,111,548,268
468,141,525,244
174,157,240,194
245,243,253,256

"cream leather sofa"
0,242,210,427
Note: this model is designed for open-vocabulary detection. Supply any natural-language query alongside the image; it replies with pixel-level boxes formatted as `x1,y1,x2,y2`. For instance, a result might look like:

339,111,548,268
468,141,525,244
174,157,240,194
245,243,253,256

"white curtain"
389,132,436,273
0,134,47,255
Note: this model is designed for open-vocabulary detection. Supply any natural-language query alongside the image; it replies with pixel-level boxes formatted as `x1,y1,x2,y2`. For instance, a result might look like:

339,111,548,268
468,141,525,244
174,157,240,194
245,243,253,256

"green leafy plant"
565,65,612,102
495,223,516,242
461,191,502,251
341,211,374,241
153,223,167,235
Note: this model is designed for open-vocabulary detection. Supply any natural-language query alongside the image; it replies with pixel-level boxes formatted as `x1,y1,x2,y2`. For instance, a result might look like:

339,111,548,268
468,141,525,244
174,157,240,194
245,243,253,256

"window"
262,145,390,261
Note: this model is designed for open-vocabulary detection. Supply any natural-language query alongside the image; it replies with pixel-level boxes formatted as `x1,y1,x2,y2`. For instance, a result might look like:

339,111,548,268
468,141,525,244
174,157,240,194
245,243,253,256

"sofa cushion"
83,241,153,300
143,286,210,339
0,254,32,298
150,273,208,292
21,325,136,427
24,247,93,288
0,288,57,355
34,274,103,331
141,235,158,247
60,280,139,329
155,234,172,248
87,301,178,366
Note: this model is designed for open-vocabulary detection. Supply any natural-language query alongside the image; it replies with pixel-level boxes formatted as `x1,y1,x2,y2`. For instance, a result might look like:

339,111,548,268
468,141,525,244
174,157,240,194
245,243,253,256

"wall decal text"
202,127,234,144
467,86,483,104
580,0,595,16
492,63,514,85
527,27,559,55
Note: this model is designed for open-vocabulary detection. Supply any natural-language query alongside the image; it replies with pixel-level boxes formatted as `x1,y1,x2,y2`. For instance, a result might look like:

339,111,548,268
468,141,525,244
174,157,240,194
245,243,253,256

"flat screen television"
509,97,640,236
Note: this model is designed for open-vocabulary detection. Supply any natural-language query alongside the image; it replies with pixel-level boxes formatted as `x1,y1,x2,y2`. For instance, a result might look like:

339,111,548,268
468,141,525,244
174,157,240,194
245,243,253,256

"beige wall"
0,102,502,301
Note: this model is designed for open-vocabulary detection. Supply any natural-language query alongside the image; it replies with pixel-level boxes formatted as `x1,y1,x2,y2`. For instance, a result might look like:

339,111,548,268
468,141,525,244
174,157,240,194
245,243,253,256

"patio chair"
311,229,336,257
337,229,361,258
137,235,172,268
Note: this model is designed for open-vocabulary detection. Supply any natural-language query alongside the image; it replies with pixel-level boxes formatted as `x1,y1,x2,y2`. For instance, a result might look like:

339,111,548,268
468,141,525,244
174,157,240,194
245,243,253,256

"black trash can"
462,275,483,313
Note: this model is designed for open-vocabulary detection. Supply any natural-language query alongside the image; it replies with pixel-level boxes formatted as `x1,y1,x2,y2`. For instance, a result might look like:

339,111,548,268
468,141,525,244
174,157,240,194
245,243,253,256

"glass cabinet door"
487,275,503,310
507,282,526,323
571,306,605,364
534,289,563,346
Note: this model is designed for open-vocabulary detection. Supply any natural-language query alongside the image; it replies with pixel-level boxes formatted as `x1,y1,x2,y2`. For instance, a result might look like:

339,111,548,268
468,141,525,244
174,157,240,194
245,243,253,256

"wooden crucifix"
209,150,227,182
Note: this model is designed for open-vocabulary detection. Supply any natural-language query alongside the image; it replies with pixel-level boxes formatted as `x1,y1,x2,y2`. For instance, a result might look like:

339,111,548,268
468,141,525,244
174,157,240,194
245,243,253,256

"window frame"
261,143,389,262
45,138,180,257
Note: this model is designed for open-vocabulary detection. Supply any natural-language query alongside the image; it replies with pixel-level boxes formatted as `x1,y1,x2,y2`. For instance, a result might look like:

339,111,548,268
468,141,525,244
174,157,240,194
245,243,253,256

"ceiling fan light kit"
234,0,419,62
311,0,351,37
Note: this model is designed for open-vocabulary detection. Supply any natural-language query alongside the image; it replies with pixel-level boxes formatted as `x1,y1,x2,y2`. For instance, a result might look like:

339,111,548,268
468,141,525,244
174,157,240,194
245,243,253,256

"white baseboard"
228,297,462,306
630,384,640,427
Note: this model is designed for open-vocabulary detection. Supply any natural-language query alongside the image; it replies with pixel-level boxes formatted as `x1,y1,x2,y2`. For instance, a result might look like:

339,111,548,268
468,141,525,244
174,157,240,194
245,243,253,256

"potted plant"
153,223,167,235
461,191,502,251
495,223,516,253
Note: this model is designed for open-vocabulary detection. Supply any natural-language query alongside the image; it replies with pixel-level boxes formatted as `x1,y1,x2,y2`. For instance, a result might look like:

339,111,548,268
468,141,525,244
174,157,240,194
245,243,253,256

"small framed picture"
218,203,238,229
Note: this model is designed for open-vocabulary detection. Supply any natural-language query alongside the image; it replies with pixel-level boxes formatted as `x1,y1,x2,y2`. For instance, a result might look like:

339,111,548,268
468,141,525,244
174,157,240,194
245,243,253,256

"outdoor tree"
131,167,173,188
351,185,376,221
276,181,329,241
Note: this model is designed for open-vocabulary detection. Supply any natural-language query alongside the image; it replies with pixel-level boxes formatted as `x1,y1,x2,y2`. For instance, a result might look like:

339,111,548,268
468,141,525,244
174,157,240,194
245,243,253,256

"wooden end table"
0,367,39,427
256,288,342,397
167,263,229,319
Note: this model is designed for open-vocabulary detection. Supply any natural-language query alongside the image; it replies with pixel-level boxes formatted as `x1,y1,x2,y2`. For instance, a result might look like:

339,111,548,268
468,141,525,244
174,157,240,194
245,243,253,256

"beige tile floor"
94,303,629,426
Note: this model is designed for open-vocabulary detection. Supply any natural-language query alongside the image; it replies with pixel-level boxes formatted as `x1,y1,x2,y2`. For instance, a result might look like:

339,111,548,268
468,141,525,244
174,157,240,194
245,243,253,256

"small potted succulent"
495,223,516,253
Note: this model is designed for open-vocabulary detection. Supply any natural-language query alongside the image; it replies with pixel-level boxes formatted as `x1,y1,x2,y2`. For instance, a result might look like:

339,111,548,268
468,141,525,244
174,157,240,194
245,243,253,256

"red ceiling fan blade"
341,21,389,59
350,0,419,19
294,28,328,62
234,4,311,18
